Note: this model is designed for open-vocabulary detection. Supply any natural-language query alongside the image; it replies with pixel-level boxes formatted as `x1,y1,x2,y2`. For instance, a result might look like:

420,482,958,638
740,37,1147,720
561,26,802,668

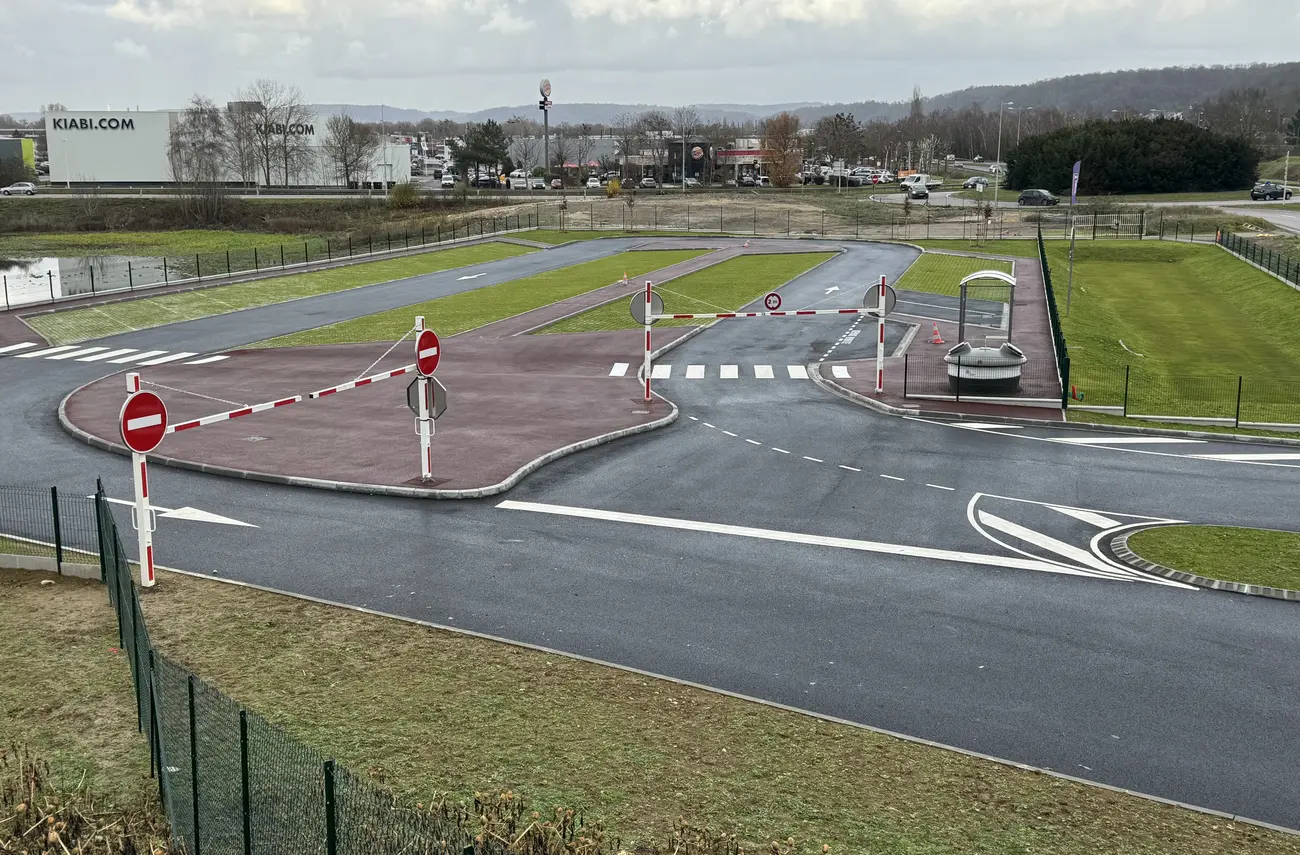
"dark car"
1018,189,1060,206
962,176,989,189
473,174,498,188
1251,181,1293,201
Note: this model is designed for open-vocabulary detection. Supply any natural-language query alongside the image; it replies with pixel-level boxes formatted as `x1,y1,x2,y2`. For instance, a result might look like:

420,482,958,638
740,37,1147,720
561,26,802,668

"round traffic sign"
691,145,704,160
629,291,665,325
119,391,167,454
863,283,898,317
764,292,782,311
416,329,441,377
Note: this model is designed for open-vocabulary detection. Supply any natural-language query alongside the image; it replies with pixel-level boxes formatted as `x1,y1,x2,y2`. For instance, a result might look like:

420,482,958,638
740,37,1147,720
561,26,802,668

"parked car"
551,178,563,189
530,176,546,190
473,174,498,188
905,183,929,199
962,176,989,189
1,182,37,196
440,173,457,188
640,176,657,188
509,176,530,190
1018,189,1060,206
739,174,756,187
1251,181,1294,201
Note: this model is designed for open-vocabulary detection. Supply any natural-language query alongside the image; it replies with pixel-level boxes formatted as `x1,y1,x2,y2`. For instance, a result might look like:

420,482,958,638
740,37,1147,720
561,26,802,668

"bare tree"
321,113,380,187
611,112,642,179
223,102,261,189
236,78,313,186
761,112,802,188
575,123,595,178
671,105,700,192
168,95,231,224
640,110,671,183
513,135,541,177
551,134,572,183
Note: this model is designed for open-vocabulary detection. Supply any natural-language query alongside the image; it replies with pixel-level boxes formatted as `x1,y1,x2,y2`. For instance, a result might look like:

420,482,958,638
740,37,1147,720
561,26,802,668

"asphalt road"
3,237,1299,828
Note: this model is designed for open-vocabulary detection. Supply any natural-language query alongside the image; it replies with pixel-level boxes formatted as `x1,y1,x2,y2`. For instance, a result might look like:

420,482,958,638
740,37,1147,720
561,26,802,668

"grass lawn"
121,568,1300,855
1256,157,1293,181
255,249,706,347
893,253,1016,299
27,243,536,346
1128,525,1300,590
952,188,1018,204
1066,409,1300,441
911,239,1042,258
0,229,328,257
540,253,835,333
1052,242,1300,422
516,229,704,245
0,569,156,804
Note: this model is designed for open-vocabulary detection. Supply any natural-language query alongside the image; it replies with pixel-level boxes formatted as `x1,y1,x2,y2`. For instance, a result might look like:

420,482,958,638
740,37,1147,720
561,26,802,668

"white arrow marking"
457,273,487,280
824,286,841,294
98,496,257,528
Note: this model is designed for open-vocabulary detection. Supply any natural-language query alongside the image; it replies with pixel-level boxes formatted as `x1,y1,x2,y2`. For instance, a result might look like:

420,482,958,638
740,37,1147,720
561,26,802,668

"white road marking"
954,423,1023,431
754,365,774,379
839,465,862,472
745,439,762,445
702,422,716,429
609,362,630,377
926,484,956,491
183,355,230,365
976,510,1133,579
137,352,199,366
14,345,78,358
787,365,809,379
688,416,699,421
0,342,39,355
772,447,790,454
1049,436,1205,445
111,350,166,364
496,500,1147,580
100,495,257,527
46,346,108,360
803,456,823,463
1048,506,1122,529
881,475,905,481
78,348,136,362
456,273,487,280
651,364,672,379
1190,453,1300,462
831,365,851,379
720,365,739,379
722,430,737,437
686,364,705,379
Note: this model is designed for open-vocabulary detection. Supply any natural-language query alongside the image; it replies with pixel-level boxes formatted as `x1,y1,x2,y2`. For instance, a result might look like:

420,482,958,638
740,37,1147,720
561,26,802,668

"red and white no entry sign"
415,329,441,377
119,391,167,454
764,292,782,311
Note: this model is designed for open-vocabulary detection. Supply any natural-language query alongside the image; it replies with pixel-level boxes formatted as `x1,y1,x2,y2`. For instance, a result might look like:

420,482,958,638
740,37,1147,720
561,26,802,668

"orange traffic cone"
743,240,750,248
621,271,629,285
930,322,945,345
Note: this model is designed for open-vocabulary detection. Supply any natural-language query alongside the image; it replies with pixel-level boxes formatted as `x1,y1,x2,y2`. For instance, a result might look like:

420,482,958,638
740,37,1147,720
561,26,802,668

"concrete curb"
139,563,1300,838
0,553,100,580
57,380,677,500
1110,527,1300,602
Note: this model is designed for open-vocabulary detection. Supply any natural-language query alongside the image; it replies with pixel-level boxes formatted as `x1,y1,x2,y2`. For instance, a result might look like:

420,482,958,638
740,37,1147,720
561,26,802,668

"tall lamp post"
539,79,552,182
61,137,70,189
1016,106,1032,145
993,100,1013,211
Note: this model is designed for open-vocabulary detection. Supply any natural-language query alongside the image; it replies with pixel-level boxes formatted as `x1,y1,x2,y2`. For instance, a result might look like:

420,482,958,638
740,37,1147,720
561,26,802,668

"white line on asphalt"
686,364,705,379
137,352,198,366
881,475,905,481
495,500,1144,580
720,365,739,379
926,484,957,491
0,342,38,355
754,365,774,379
772,448,790,454
787,365,810,379
1049,436,1205,445
688,416,699,421
46,346,108,360
832,365,851,379
722,430,737,437
609,362,629,377
804,456,823,463
975,511,1135,579
14,345,78,358
651,364,672,379
703,422,716,429
183,355,230,365
78,348,136,362
111,350,166,364
1048,506,1122,529
1190,453,1300,462
746,439,762,445
839,465,862,472
954,423,1023,431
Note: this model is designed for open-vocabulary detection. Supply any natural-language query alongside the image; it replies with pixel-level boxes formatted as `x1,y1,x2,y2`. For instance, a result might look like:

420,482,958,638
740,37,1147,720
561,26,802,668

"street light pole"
62,137,70,189
1284,151,1291,207
994,101,1012,212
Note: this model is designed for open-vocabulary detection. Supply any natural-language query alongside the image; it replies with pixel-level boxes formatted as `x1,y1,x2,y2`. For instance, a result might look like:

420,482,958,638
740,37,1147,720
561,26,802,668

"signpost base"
131,451,157,588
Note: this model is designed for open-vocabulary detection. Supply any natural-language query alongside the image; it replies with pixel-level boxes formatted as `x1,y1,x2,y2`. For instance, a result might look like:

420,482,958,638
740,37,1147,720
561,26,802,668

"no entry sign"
764,292,782,311
416,329,441,377
119,391,167,453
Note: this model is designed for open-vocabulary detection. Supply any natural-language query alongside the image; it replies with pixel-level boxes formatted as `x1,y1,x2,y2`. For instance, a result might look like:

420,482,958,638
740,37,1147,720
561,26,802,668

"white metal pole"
875,275,886,394
415,315,432,479
643,280,652,402
125,372,156,588
1284,151,1291,207
1066,226,1077,315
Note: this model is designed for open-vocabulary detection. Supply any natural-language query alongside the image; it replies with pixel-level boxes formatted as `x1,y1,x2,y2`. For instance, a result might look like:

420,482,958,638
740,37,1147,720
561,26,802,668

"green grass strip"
0,229,331,257
893,253,1016,299
540,253,835,333
26,243,536,346
1127,525,1300,590
255,249,707,347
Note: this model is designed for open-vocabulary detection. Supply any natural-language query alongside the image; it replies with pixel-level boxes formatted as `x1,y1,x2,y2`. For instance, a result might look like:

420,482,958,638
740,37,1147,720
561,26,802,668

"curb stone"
57,380,677,500
1110,527,1300,602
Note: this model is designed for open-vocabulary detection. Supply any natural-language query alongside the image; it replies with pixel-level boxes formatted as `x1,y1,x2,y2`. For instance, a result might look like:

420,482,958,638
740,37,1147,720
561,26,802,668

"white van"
899,173,942,193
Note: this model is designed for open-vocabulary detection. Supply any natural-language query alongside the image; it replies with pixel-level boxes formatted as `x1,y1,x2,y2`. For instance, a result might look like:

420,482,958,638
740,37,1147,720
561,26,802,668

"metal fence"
1068,364,1300,428
1038,227,1071,407
0,485,597,855
1217,231,1300,290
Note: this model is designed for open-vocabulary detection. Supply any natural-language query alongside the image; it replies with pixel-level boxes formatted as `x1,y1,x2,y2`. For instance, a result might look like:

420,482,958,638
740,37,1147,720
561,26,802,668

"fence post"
753,207,757,234
89,264,96,295
304,241,309,265
150,652,164,805
368,234,373,256
240,710,252,855
955,355,961,403
48,270,55,303
94,490,108,583
128,261,134,291
50,486,63,575
323,760,339,855
1235,376,1243,428
327,239,331,261
254,247,259,272
188,675,201,855
386,231,391,252
1060,356,1070,409
196,254,201,281
1092,214,1098,240
787,209,791,235
226,249,232,277
421,226,426,246
1122,365,1130,417
281,244,286,268
903,354,908,396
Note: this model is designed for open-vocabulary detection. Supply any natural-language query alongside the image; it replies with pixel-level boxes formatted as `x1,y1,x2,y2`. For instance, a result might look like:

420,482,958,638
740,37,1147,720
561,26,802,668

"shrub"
388,181,422,210
605,178,621,198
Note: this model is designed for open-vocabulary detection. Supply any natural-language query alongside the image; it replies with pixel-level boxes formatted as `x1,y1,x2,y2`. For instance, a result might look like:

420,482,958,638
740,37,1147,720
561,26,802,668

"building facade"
44,110,410,187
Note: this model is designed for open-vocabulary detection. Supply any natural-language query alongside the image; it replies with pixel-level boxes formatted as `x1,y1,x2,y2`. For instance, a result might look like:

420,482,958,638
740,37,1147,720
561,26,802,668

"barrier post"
126,373,158,588
1235,376,1243,428
875,275,886,393
643,280,653,403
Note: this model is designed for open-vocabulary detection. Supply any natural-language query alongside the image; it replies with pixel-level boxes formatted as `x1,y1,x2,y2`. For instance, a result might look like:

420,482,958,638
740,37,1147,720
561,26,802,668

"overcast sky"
5,0,1297,114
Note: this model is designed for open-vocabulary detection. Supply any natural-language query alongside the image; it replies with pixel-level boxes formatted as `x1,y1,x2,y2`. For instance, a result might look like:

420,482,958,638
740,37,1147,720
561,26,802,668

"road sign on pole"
407,376,447,481
407,377,447,420
869,276,890,393
629,290,664,325
119,373,164,587
863,282,897,317
763,292,782,311
415,328,440,377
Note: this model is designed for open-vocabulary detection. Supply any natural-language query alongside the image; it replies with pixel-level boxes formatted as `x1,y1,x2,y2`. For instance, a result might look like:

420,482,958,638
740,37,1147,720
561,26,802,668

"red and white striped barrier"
652,308,874,320
309,363,416,399
169,396,302,433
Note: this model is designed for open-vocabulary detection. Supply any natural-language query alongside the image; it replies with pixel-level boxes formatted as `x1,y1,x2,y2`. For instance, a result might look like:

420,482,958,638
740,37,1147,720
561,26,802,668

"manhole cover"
242,436,269,442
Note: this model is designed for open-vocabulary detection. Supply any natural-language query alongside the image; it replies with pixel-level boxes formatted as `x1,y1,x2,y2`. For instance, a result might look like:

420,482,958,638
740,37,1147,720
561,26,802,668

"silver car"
1,182,37,196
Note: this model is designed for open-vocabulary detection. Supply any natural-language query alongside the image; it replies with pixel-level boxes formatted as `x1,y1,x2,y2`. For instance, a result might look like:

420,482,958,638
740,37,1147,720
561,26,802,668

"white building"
45,109,410,187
